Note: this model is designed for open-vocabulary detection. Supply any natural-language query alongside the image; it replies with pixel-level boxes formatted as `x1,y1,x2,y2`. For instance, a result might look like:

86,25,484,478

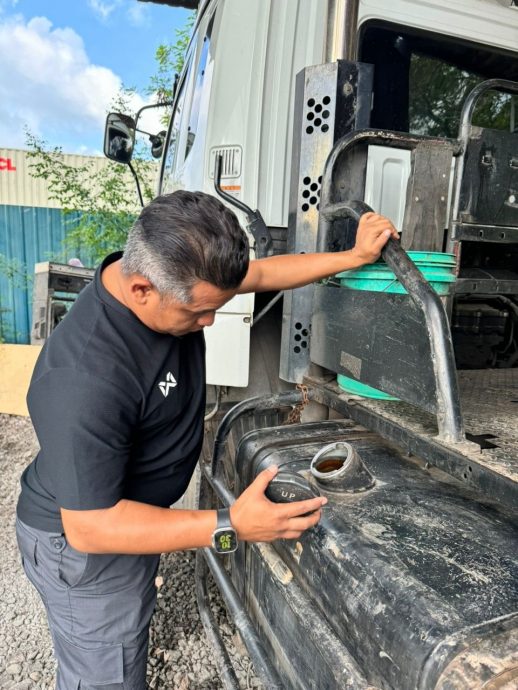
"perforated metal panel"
280,60,373,382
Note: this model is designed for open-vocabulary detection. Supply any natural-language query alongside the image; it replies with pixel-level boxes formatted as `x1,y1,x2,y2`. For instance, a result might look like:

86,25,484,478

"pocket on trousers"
58,541,89,588
53,629,124,685
15,518,38,569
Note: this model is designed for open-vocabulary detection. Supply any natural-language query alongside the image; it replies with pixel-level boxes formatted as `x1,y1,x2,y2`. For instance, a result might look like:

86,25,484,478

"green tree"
0,254,29,342
147,11,196,106
409,55,515,138
25,12,195,265
25,129,155,266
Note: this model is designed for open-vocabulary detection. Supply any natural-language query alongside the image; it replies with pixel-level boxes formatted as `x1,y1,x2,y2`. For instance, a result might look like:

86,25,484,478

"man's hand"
229,465,327,542
349,212,400,266
238,212,400,294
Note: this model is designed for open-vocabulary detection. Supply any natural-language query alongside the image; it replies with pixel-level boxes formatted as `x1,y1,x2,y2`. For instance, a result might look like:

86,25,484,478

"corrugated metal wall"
0,148,110,208
0,205,85,344
0,148,149,344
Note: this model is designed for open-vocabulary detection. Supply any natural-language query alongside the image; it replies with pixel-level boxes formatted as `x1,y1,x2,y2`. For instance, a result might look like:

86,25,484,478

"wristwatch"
212,508,238,554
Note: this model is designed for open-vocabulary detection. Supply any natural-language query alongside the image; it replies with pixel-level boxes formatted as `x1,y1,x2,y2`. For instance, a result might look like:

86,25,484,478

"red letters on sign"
0,158,17,171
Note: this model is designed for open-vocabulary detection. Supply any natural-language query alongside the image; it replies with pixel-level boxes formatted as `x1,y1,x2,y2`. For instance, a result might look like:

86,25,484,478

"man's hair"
121,191,250,302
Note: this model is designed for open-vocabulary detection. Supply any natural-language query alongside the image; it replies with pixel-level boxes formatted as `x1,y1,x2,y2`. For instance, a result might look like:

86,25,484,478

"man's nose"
198,312,216,327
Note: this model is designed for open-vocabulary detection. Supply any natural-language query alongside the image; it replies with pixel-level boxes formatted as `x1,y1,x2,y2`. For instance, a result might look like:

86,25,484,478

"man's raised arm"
238,212,399,294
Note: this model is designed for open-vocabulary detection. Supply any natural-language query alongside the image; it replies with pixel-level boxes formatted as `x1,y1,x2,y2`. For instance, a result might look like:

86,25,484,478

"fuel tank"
230,420,518,690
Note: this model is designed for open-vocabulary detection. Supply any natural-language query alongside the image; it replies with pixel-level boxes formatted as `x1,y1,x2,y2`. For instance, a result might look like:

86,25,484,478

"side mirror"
150,130,167,159
104,113,136,164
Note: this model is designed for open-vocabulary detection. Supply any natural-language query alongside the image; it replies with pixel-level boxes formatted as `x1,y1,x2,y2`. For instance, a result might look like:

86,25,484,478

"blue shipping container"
0,204,91,343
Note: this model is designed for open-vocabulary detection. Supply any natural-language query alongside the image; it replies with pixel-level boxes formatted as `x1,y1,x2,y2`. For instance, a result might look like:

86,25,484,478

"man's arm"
61,465,327,554
238,212,399,294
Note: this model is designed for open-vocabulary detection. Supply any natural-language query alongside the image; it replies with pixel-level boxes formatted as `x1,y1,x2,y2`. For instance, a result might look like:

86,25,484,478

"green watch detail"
212,507,238,554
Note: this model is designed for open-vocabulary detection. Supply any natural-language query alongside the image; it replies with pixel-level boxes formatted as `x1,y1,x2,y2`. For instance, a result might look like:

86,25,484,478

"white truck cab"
109,2,518,687
156,0,518,389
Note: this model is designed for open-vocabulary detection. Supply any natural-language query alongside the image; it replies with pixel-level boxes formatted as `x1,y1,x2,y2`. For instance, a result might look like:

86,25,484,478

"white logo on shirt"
158,372,177,397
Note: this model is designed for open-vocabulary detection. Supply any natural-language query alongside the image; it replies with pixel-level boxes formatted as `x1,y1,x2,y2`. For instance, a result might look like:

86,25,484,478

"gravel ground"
0,414,260,689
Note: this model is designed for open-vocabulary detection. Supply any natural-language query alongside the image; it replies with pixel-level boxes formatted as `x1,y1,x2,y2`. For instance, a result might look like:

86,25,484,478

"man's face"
142,281,237,337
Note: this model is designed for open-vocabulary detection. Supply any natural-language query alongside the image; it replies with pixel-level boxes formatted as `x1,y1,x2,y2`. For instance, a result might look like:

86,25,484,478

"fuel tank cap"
265,471,321,504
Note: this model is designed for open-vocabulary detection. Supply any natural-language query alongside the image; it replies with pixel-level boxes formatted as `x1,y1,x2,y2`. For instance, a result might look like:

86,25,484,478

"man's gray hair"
121,221,191,302
120,191,250,303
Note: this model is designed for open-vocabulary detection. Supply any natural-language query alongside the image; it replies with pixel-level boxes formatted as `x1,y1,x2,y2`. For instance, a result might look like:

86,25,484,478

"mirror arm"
128,161,144,208
134,101,174,126
134,128,164,149
135,127,155,137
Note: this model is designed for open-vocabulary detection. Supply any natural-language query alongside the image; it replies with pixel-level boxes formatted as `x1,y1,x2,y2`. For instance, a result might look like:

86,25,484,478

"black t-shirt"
17,253,206,533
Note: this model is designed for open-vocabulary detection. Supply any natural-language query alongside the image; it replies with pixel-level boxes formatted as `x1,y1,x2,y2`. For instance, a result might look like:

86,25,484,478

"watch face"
214,529,238,553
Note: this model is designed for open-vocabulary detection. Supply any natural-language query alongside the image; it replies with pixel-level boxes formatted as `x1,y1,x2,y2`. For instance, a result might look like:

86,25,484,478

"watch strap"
217,507,233,530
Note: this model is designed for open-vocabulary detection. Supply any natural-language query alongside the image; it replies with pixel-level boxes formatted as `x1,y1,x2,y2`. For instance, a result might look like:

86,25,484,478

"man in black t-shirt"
16,190,398,689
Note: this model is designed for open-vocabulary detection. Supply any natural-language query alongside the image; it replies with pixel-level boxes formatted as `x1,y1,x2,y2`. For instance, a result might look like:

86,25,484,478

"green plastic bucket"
337,374,399,400
335,251,456,399
335,251,456,295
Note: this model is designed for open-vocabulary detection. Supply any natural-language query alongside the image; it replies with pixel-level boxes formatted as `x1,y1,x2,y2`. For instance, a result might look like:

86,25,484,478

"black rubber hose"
211,390,313,478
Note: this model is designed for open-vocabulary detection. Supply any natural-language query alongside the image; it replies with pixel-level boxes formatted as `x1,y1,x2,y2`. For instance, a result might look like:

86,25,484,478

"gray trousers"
16,517,160,689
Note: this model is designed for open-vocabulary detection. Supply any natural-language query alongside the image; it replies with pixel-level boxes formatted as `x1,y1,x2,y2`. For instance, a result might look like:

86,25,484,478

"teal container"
335,251,456,295
337,374,399,400
336,251,456,399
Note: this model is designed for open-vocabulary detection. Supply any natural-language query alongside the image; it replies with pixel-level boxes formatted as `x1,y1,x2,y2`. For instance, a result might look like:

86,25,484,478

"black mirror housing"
150,131,167,159
104,113,136,164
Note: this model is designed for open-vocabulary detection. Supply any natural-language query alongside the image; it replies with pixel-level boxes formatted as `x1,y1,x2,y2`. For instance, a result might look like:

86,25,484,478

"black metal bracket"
128,161,144,207
452,78,518,234
316,129,464,443
213,154,273,258
458,78,518,135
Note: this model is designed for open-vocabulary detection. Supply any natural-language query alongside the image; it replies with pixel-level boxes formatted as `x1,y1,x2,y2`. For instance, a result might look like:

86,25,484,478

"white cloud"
87,0,122,23
88,0,152,29
0,14,151,153
127,3,150,28
0,0,19,13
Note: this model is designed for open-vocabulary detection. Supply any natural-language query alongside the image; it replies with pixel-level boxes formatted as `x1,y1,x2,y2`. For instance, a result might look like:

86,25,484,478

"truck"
104,1,518,688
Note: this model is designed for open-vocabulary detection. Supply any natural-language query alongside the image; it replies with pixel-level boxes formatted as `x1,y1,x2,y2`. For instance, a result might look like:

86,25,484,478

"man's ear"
128,276,154,305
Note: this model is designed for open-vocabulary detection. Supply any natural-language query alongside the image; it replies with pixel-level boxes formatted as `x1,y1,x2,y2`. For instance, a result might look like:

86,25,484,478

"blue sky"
0,0,191,154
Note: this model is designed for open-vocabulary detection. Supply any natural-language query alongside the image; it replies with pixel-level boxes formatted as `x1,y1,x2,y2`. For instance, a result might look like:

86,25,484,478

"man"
16,190,398,689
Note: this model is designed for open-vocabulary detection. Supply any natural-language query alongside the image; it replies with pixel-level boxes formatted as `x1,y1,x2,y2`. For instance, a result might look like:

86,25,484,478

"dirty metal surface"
280,60,373,383
307,369,518,511
365,368,518,482
457,368,518,478
234,420,518,690
434,624,518,690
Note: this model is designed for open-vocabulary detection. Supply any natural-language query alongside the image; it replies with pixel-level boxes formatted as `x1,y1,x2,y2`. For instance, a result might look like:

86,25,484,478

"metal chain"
283,384,309,425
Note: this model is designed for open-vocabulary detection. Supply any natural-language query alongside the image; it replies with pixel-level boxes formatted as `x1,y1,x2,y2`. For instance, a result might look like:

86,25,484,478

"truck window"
360,25,518,137
409,54,517,137
161,48,194,191
185,16,214,160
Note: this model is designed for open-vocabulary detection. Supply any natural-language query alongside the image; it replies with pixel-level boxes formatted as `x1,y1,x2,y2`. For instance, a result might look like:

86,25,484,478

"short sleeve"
27,367,141,511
